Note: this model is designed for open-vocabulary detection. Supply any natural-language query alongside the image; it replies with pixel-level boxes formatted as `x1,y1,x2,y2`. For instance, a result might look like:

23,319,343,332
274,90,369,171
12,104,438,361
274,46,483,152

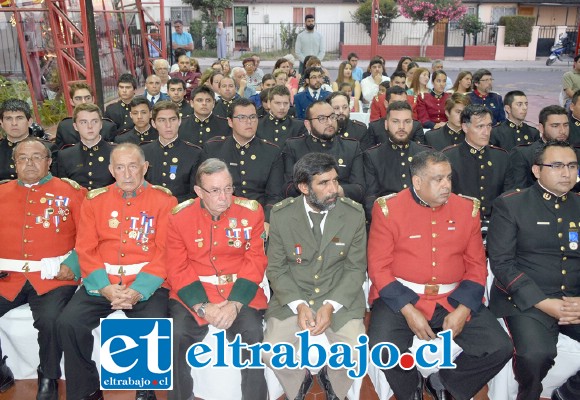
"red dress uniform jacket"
0,175,86,301
368,189,487,319
416,91,450,130
76,182,177,300
166,197,268,325
370,94,387,122
169,71,201,100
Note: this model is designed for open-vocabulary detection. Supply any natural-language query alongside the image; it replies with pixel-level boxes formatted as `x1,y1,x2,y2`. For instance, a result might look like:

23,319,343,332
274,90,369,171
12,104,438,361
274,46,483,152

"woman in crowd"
220,59,231,77
332,61,361,112
416,69,451,129
450,70,473,94
395,56,413,74
406,66,430,119
274,57,299,99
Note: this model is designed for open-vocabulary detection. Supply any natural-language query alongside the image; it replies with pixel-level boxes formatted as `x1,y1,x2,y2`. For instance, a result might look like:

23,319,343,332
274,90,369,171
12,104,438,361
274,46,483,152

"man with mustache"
363,101,430,221
488,140,580,400
368,150,513,400
264,152,367,400
326,91,373,151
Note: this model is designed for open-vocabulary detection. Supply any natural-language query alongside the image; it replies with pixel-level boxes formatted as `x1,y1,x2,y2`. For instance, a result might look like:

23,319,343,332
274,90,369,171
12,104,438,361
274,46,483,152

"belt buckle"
424,284,439,296
218,274,233,284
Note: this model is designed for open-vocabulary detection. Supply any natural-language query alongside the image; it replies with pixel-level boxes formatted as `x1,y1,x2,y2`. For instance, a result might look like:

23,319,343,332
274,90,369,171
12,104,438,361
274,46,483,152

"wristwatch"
196,302,208,318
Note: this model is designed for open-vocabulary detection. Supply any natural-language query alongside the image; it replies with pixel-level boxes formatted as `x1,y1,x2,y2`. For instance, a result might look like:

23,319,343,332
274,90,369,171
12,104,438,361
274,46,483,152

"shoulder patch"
87,187,108,199
375,193,397,217
234,197,259,211
339,197,363,211
61,178,82,190
458,194,481,217
172,198,195,214
151,185,173,196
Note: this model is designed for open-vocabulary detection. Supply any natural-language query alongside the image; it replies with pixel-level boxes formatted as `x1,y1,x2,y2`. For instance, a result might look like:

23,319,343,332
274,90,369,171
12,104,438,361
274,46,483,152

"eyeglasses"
539,162,580,171
231,114,258,123
308,113,338,124
199,186,235,197
15,155,49,164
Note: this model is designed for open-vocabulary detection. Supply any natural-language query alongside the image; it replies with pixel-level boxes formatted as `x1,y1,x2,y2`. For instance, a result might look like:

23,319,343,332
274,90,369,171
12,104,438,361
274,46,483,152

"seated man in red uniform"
0,137,85,400
57,143,177,400
367,150,513,400
166,158,268,400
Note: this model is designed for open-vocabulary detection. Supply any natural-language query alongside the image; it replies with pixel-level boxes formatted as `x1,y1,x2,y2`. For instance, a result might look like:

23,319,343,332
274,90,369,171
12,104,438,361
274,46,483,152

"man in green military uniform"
263,152,367,400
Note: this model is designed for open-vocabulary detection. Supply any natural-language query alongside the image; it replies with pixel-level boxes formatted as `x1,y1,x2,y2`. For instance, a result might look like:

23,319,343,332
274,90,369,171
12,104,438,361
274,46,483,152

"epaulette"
367,143,383,151
458,194,480,217
206,136,227,144
0,179,11,185
514,142,533,148
489,145,508,153
118,128,132,136
272,197,295,212
375,193,397,217
352,119,366,127
102,117,115,123
339,197,363,211
261,138,280,148
87,187,108,199
215,115,228,121
286,135,306,142
501,188,523,198
60,144,76,150
151,185,173,196
172,198,195,214
416,142,433,149
339,136,358,142
442,144,460,152
234,197,259,211
139,140,154,146
183,141,202,149
61,178,82,190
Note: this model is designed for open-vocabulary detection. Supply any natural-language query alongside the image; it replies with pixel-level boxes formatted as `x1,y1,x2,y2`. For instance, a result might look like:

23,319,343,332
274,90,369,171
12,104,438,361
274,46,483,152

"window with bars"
170,7,193,26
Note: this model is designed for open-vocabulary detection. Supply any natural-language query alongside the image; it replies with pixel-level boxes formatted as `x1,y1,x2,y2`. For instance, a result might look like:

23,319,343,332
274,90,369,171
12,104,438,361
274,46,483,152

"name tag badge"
537,222,550,225
409,235,421,239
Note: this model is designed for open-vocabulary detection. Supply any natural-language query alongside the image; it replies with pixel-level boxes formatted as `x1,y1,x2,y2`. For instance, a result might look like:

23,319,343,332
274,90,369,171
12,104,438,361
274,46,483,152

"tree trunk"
420,25,435,58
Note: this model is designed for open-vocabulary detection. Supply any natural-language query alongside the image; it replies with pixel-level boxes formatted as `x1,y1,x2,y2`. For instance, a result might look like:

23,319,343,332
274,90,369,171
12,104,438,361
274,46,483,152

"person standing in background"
216,21,227,59
295,14,325,74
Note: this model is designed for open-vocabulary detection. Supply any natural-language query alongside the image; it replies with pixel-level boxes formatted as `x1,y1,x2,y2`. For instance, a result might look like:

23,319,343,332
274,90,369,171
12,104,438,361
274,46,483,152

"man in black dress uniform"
363,101,430,220
114,97,158,144
143,101,202,202
213,76,240,119
55,103,115,190
256,85,306,147
568,89,580,145
167,78,193,118
203,98,283,223
505,105,570,191
443,104,508,232
56,82,116,149
488,140,580,400
425,93,470,150
490,90,540,151
104,73,137,135
327,91,373,150
281,101,365,203
178,86,230,146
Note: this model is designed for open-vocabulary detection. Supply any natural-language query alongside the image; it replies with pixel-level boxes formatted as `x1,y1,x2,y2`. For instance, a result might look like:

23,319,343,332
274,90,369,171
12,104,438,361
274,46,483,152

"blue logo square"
100,318,172,390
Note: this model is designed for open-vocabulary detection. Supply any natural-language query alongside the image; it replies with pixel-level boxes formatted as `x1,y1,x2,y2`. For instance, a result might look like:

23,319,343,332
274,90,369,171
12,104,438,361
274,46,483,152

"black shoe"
0,356,14,393
294,369,313,400
36,366,58,400
80,389,103,400
412,376,424,400
425,374,450,400
136,390,157,400
316,366,339,400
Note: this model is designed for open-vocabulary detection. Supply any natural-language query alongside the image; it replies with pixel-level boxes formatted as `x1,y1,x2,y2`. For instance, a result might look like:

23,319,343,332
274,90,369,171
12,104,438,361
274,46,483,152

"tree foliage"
458,14,485,45
352,0,399,44
181,0,232,22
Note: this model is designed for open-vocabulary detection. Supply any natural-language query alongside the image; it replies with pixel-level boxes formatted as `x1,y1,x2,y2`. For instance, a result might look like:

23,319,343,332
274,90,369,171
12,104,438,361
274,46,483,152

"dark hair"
259,88,270,103
209,71,224,85
431,69,447,83
262,74,274,84
167,77,185,90
69,82,94,99
0,98,32,120
368,58,384,70
445,92,471,113
173,19,183,25
385,86,406,102
574,54,580,63
573,89,580,105
339,82,353,93
386,100,412,118
129,96,151,110
174,48,187,60
118,73,137,89
410,150,450,177
268,85,291,101
395,56,413,72
152,100,179,120
533,140,574,166
347,52,358,61
228,97,256,118
242,57,255,66
305,100,331,120
305,14,315,21
503,90,527,107
539,105,567,127
191,85,215,101
460,104,492,125
293,152,338,186
472,69,492,85
379,81,390,92
390,70,407,81
326,91,349,106
274,58,291,70
304,66,323,80
407,62,420,71
451,71,472,93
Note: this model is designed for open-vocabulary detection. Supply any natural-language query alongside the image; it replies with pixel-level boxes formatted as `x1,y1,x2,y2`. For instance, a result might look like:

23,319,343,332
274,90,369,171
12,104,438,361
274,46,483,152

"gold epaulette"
171,198,195,214
458,194,480,217
86,187,108,199
234,198,259,211
152,185,173,196
61,178,81,190
375,193,397,217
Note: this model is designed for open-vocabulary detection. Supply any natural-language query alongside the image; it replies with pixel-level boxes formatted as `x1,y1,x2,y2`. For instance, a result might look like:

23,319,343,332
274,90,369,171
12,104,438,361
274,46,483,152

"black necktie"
150,97,155,106
312,91,317,100
309,211,324,247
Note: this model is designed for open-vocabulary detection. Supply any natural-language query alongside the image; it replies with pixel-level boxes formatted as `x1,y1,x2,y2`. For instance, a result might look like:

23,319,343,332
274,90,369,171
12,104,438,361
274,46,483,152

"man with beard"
294,67,331,120
505,105,571,191
256,85,306,147
203,98,283,223
263,152,367,400
363,101,430,221
282,101,365,203
468,69,505,126
425,93,470,151
368,150,513,400
490,90,540,151
295,14,325,74
443,104,509,235
166,78,193,118
488,140,580,400
567,89,580,145
105,73,137,135
115,97,158,144
367,86,425,145
55,103,115,190
178,86,230,146
327,91,373,151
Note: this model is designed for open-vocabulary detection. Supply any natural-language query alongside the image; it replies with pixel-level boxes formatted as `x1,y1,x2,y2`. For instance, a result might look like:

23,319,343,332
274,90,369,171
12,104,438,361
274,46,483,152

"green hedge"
499,15,535,46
